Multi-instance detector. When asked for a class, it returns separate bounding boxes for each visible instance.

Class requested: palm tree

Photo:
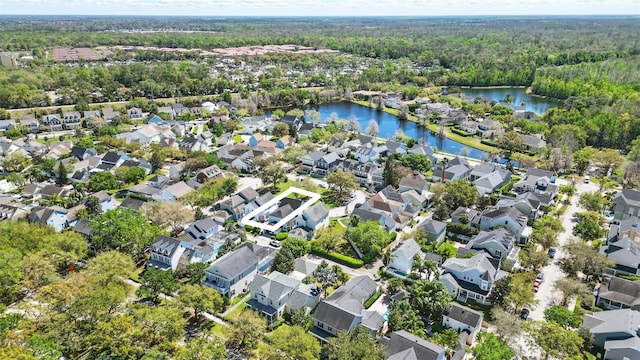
[25,166,44,183]
[434,329,460,360]
[382,249,395,267]
[424,260,439,280]
[439,157,449,183]
[411,256,427,277]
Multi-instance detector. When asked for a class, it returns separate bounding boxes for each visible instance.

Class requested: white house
[442,303,483,345]
[388,238,422,276]
[439,253,507,305]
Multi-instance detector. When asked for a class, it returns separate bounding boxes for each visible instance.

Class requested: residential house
[475,118,504,138]
[604,237,640,276]
[29,206,69,232]
[70,146,97,161]
[40,185,68,200]
[311,276,381,340]
[345,134,376,150]
[596,275,640,310]
[474,169,512,196]
[478,206,528,241]
[442,303,483,345]
[425,102,451,114]
[398,174,430,196]
[612,189,640,222]
[469,163,498,182]
[433,158,472,183]
[439,252,507,305]
[0,203,28,221]
[383,330,446,360]
[148,234,221,272]
[157,106,175,120]
[241,116,272,134]
[0,119,16,132]
[101,151,127,168]
[256,140,277,154]
[408,143,436,159]
[521,134,546,153]
[276,135,293,149]
[155,181,194,202]
[102,107,120,122]
[247,271,321,324]
[351,208,396,233]
[297,202,330,230]
[62,111,82,129]
[185,217,219,240]
[300,151,325,174]
[355,145,383,163]
[237,187,259,204]
[248,133,264,147]
[178,137,208,152]
[195,165,223,184]
[231,149,264,174]
[582,309,640,360]
[387,238,422,276]
[92,190,116,213]
[148,236,185,271]
[465,228,517,261]
[216,132,234,146]
[42,114,63,131]
[316,152,340,176]
[338,159,376,186]
[281,115,302,131]
[219,195,246,220]
[418,219,447,244]
[172,103,190,117]
[120,197,146,212]
[203,243,275,297]
[298,123,315,138]
[127,107,143,119]
[513,167,557,195]
[19,114,39,133]
[169,162,186,181]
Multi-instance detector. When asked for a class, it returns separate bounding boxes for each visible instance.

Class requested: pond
[457,87,562,115]
[309,102,488,160]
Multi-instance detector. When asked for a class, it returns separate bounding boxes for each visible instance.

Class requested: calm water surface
[458,87,562,115]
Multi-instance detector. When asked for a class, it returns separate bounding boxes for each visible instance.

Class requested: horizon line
[1,14,639,18]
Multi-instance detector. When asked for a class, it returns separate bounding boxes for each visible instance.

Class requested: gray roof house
[311,276,380,341]
[387,238,423,277]
[203,243,275,298]
[383,330,446,360]
[465,228,517,261]
[298,202,330,230]
[521,133,547,153]
[513,167,557,196]
[583,309,640,360]
[439,252,507,305]
[442,303,484,345]
[247,271,321,324]
[473,169,511,196]
[597,275,640,311]
[604,237,640,276]
[419,219,447,244]
[478,206,529,241]
[612,189,640,222]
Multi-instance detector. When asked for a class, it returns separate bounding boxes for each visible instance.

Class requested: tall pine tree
[383,157,397,187]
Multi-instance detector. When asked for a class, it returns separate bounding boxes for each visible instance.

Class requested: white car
[535,272,544,283]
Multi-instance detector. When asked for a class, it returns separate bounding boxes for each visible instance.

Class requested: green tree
[399,153,433,173]
[133,304,186,345]
[327,170,358,200]
[499,131,524,157]
[409,280,452,320]
[433,328,459,360]
[506,273,539,313]
[553,277,590,306]
[579,192,608,212]
[525,321,583,360]
[345,220,388,260]
[178,284,224,321]
[176,337,226,360]
[85,195,102,217]
[181,262,208,284]
[228,310,267,351]
[470,332,515,360]
[387,300,424,335]
[325,326,385,360]
[272,122,290,137]
[255,160,286,190]
[440,179,478,215]
[491,307,524,342]
[150,149,164,172]
[0,247,24,304]
[572,218,603,241]
[592,149,624,175]
[90,208,163,262]
[123,166,146,184]
[560,241,613,282]
[2,152,31,172]
[88,171,118,191]
[136,268,179,303]
[268,325,321,360]
[544,305,583,329]
[270,247,296,273]
[573,147,596,174]
[519,248,550,272]
[383,157,398,187]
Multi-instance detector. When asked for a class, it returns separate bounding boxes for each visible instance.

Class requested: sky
[1,0,638,16]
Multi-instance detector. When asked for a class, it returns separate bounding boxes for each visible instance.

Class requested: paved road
[528,180,599,321]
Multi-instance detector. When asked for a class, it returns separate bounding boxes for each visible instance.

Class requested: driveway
[528,180,599,321]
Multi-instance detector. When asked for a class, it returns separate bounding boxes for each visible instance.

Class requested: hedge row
[310,247,364,268]
[446,222,480,237]
[363,291,382,309]
[275,232,289,240]
[481,139,498,147]
[450,127,473,137]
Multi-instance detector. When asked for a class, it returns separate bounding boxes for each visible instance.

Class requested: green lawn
[223,296,249,321]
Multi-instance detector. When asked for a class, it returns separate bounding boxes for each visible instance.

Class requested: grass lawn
[276,180,294,194]
[223,296,249,321]
[209,322,231,341]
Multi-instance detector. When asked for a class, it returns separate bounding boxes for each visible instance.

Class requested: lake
[309,102,488,160]
[458,87,562,115]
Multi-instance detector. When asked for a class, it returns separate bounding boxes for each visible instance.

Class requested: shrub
[446,222,480,237]
[310,247,364,268]
[363,291,382,309]
[481,139,498,147]
[451,127,473,137]
[275,232,289,241]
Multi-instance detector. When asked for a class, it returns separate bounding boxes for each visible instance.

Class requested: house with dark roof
[442,303,483,345]
[62,111,82,129]
[219,194,246,220]
[383,330,446,360]
[316,152,341,176]
[597,275,640,311]
[127,107,143,119]
[29,206,69,232]
[70,146,97,161]
[439,252,507,305]
[612,189,640,222]
[178,136,209,152]
[120,197,146,212]
[583,309,640,360]
[0,203,28,222]
[40,185,69,200]
[300,151,325,174]
[101,151,127,168]
[42,114,63,131]
[247,271,321,324]
[203,243,275,297]
[281,115,301,130]
[19,114,39,133]
[432,158,472,183]
[398,174,430,196]
[185,217,220,240]
[513,167,557,195]
[311,276,381,341]
[72,218,93,237]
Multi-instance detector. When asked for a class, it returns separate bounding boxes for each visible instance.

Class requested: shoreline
[350,99,496,153]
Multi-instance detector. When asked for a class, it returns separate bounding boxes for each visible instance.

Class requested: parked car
[535,272,544,283]
[520,308,530,320]
[269,240,281,248]
[548,248,556,258]
[533,281,540,292]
